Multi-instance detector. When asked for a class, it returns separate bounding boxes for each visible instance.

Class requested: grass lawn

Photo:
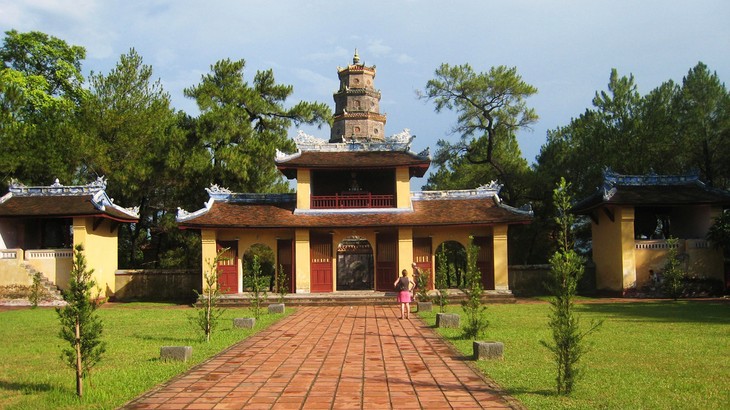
[420,299,730,409]
[0,302,292,409]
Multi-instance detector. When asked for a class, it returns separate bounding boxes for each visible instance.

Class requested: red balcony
[311,192,394,209]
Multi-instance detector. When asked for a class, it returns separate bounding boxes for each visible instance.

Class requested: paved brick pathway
[123,306,521,409]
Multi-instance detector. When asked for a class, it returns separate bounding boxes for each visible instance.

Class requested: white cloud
[366,39,391,57]
[396,54,415,64]
[304,47,351,63]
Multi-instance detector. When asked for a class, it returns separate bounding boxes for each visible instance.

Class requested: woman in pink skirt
[394,269,414,319]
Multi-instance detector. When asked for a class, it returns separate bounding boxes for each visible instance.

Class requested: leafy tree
[461,237,488,340]
[184,58,330,193]
[420,64,537,204]
[0,30,86,187]
[56,245,106,397]
[77,49,188,267]
[674,62,730,188]
[541,178,601,395]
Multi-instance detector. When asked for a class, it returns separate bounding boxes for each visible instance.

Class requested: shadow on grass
[133,334,195,344]
[575,300,730,324]
[0,379,55,394]
[506,386,555,397]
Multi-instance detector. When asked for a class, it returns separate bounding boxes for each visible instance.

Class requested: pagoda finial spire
[353,49,360,64]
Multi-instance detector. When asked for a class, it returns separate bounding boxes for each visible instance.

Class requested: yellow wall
[395,167,411,209]
[24,249,73,289]
[592,206,629,292]
[296,169,311,210]
[0,250,31,286]
[73,217,119,297]
[618,207,637,290]
[200,229,217,291]
[398,227,414,278]
[685,240,724,280]
[295,228,310,293]
[493,225,509,290]
[634,241,670,287]
[635,239,725,285]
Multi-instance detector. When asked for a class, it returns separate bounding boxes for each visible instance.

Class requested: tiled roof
[571,171,730,214]
[178,196,531,229]
[0,179,139,222]
[0,195,137,221]
[276,151,431,178]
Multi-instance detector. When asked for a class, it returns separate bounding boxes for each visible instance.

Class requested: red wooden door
[216,241,238,294]
[376,232,397,291]
[473,236,495,290]
[277,239,295,293]
[413,237,433,290]
[310,232,333,293]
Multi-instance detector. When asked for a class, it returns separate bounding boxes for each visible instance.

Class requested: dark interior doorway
[336,237,374,291]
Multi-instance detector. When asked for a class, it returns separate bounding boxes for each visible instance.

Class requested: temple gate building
[178,53,532,294]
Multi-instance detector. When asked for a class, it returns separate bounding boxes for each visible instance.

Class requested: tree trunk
[75,319,83,397]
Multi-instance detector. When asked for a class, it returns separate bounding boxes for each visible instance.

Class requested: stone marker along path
[123,305,522,409]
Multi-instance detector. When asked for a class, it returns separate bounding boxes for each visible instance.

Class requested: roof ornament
[353,48,360,64]
[603,186,617,201]
[386,128,413,145]
[294,130,326,146]
[207,184,232,195]
[51,178,62,187]
[8,178,25,189]
[89,176,108,190]
[177,207,192,219]
[477,180,503,194]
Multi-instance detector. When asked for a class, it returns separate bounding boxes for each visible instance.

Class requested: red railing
[311,193,394,209]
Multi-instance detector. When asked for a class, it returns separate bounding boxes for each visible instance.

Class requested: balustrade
[311,193,394,209]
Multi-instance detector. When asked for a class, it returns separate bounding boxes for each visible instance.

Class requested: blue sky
[2,0,729,180]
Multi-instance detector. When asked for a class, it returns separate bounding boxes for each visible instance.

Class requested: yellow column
[297,169,311,210]
[395,167,411,209]
[398,227,414,276]
[73,217,118,296]
[201,229,217,290]
[619,207,637,290]
[295,228,311,293]
[493,225,509,291]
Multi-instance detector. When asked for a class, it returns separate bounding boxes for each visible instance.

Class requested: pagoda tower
[329,50,387,143]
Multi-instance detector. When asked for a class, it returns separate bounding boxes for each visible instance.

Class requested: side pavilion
[0,178,139,296]
[571,170,730,294]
